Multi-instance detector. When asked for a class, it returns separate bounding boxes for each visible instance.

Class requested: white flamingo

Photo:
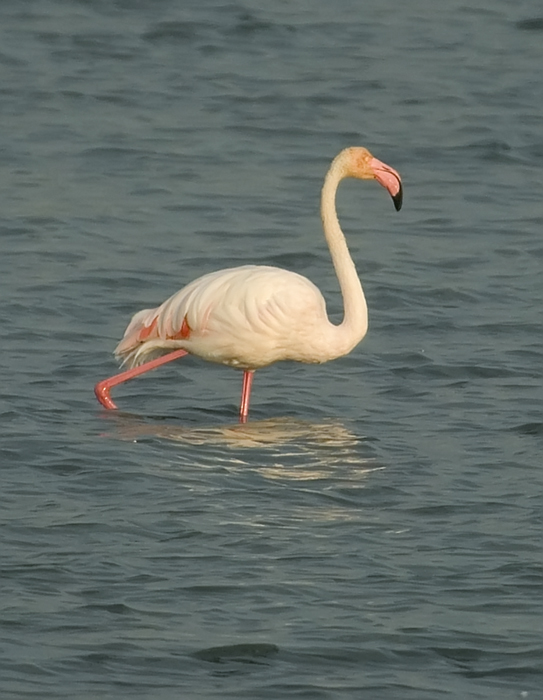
[95,147,402,421]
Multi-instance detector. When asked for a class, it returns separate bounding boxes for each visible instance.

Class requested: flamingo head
[342,147,403,211]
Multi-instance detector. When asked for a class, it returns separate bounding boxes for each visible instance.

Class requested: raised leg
[94,349,188,409]
[239,370,255,423]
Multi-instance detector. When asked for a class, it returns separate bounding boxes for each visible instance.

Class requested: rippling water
[1,1,542,698]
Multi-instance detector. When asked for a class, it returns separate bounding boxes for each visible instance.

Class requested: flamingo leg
[94,349,188,409]
[239,370,254,423]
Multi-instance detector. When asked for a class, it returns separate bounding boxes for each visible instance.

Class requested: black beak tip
[392,185,403,212]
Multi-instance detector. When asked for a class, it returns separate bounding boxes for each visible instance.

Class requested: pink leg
[239,370,254,423]
[94,349,188,409]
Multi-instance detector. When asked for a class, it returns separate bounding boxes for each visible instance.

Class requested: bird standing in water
[95,147,403,421]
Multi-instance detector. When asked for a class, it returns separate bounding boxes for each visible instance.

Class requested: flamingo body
[95,147,403,421]
[116,265,358,371]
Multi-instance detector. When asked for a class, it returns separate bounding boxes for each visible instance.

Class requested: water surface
[1,1,541,698]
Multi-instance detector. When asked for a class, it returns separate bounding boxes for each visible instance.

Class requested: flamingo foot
[94,349,188,409]
[95,379,118,409]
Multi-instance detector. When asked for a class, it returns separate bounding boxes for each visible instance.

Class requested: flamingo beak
[370,157,403,211]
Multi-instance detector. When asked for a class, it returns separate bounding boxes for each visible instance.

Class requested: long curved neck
[320,158,368,353]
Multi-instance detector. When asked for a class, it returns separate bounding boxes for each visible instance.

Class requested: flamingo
[94,147,402,422]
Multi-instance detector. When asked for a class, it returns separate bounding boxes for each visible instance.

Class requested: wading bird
[94,147,402,421]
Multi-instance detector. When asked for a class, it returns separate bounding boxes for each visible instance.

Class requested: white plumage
[115,265,341,369]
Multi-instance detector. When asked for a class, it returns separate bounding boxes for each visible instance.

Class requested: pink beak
[370,157,403,211]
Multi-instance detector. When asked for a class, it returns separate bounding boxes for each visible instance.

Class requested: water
[1,1,541,698]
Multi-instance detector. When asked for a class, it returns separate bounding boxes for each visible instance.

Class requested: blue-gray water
[1,1,541,698]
